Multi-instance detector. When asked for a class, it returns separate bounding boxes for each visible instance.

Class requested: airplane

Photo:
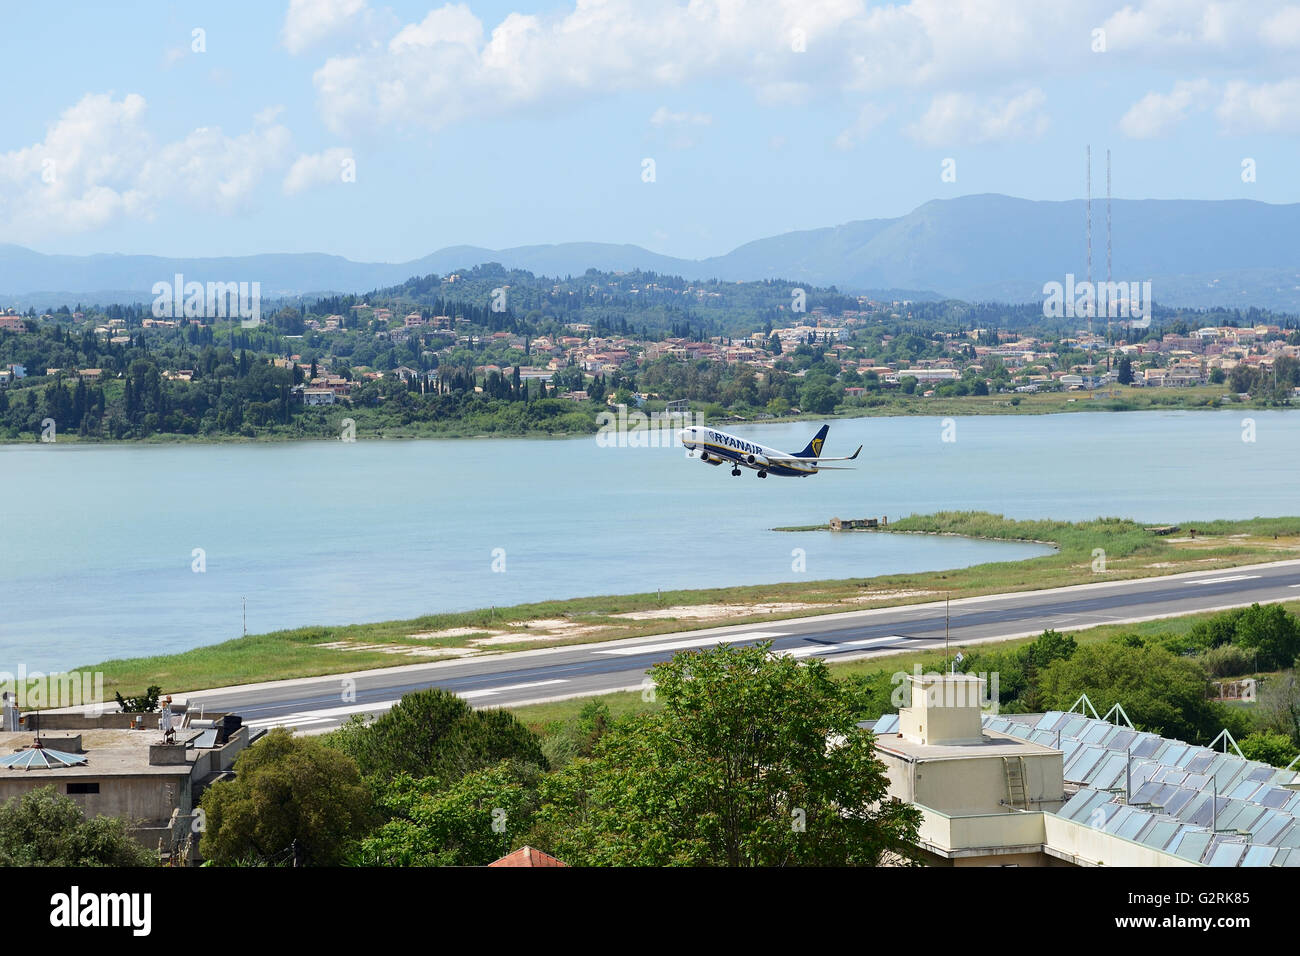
[678,423,862,478]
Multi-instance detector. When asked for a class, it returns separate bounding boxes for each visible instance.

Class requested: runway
[186,559,1300,733]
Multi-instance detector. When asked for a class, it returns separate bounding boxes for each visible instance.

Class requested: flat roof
[0,730,196,778]
[874,729,1061,762]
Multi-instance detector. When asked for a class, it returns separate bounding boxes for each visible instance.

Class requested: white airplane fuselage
[678,426,821,477]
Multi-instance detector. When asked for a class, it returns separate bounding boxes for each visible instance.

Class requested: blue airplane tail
[795,425,830,459]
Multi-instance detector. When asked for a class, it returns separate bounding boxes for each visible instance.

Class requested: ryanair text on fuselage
[678,424,861,478]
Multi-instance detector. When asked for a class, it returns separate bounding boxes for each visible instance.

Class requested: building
[868,674,1300,867]
[299,388,336,406]
[488,845,567,867]
[0,707,255,859]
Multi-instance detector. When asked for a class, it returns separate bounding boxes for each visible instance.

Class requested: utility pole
[242,597,246,637]
[945,591,951,670]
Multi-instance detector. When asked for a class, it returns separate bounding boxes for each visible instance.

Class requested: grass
[48,511,1300,701]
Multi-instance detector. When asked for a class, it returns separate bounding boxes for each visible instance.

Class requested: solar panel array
[991,711,1300,866]
[867,709,1300,866]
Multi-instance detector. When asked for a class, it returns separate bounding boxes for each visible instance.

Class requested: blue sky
[1,0,1298,262]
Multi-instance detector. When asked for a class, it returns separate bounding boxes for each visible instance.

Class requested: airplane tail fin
[795,425,830,459]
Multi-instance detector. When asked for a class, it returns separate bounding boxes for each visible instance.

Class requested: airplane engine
[745,453,769,469]
[699,452,723,465]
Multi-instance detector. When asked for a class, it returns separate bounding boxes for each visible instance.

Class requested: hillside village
[0,270,1298,439]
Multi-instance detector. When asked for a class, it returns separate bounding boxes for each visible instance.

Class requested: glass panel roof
[1064,746,1106,782]
[1209,841,1247,867]
[1106,729,1137,751]
[1062,716,1089,737]
[1242,845,1277,867]
[1093,753,1129,790]
[1163,789,1196,815]
[1130,736,1162,758]
[1171,830,1211,862]
[1139,819,1181,850]
[1081,722,1112,744]
[1116,809,1153,840]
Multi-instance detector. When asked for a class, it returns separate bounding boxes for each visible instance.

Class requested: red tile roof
[488,845,567,868]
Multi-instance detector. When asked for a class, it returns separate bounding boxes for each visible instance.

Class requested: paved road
[187,559,1300,734]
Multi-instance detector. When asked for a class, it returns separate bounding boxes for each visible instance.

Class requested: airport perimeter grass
[67,512,1300,700]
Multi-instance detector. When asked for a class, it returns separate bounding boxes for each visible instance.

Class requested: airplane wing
[765,444,863,464]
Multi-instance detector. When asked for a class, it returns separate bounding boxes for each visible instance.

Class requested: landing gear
[757,471,768,479]
[731,467,742,477]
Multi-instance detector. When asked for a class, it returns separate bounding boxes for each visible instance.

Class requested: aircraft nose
[677,427,695,446]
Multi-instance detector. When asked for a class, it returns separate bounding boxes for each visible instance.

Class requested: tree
[1256,670,1300,743]
[1232,603,1300,671]
[115,684,162,713]
[1038,643,1224,743]
[199,728,374,866]
[354,761,543,866]
[1238,731,1299,768]
[530,643,921,866]
[0,786,155,866]
[324,687,546,784]
[1117,355,1133,385]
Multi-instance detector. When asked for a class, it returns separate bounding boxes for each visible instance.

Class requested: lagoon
[0,409,1290,671]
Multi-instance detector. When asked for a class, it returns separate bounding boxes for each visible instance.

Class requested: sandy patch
[847,589,939,602]
[615,602,825,622]
[471,633,571,646]
[316,641,479,659]
[504,618,581,630]
[408,627,508,640]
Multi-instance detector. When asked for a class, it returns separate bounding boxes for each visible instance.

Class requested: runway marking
[243,699,404,728]
[595,631,786,656]
[458,679,569,700]
[774,635,909,659]
[1192,575,1261,585]
[244,715,334,729]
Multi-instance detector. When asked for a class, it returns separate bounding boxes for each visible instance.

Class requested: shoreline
[35,512,1300,698]
[0,394,1277,447]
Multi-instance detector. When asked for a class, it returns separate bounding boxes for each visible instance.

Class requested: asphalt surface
[187,559,1300,734]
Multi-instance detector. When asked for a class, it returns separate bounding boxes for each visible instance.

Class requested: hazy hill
[4,194,1300,310]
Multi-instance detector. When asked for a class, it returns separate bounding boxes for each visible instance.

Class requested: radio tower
[1106,149,1113,341]
[1086,145,1093,336]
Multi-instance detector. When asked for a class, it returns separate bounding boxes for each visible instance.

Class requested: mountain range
[4,193,1299,311]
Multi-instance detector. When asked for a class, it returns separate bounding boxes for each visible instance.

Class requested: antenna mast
[1107,148,1113,340]
[1086,145,1092,336]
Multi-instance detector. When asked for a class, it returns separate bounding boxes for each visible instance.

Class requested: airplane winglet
[849,445,862,461]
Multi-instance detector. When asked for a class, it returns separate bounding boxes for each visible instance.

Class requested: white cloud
[649,107,713,127]
[1260,5,1300,47]
[834,102,889,149]
[907,89,1048,146]
[310,0,886,134]
[299,0,1300,137]
[0,94,293,240]
[283,147,356,194]
[282,0,369,54]
[1119,79,1214,138]
[1217,78,1300,133]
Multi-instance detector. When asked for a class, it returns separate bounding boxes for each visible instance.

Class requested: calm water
[0,409,1291,671]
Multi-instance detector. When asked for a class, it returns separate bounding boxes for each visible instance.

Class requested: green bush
[0,786,155,867]
[1238,731,1299,768]
[1201,644,1253,678]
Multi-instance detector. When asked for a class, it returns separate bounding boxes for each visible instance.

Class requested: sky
[1,0,1299,263]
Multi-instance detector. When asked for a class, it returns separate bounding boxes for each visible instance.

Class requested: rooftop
[0,729,198,778]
